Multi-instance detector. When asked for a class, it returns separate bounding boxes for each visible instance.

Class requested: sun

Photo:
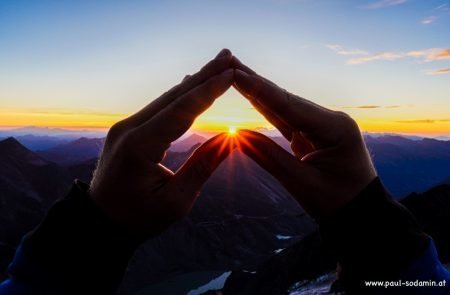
[228,126,237,135]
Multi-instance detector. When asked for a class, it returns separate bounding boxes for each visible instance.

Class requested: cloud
[348,52,404,64]
[406,48,450,62]
[345,105,381,109]
[425,68,450,75]
[327,45,368,56]
[343,105,402,109]
[435,3,448,10]
[397,119,450,124]
[365,0,409,9]
[337,48,450,64]
[421,4,450,25]
[421,15,438,24]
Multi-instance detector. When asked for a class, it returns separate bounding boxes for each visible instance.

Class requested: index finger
[138,69,234,150]
[233,69,339,143]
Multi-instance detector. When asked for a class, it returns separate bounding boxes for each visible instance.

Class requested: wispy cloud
[343,105,402,109]
[425,68,450,75]
[364,0,409,9]
[422,15,438,24]
[421,3,450,25]
[348,52,404,64]
[327,45,368,56]
[406,48,450,62]
[397,119,450,124]
[332,47,450,64]
[434,3,448,10]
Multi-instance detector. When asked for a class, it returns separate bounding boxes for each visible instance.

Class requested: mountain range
[1,132,450,294]
[9,132,450,198]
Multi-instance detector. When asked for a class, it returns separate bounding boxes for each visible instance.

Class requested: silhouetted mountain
[38,137,105,165]
[118,151,317,294]
[67,158,98,183]
[170,133,208,152]
[441,177,450,185]
[216,184,450,295]
[364,135,450,197]
[0,138,72,271]
[1,133,450,294]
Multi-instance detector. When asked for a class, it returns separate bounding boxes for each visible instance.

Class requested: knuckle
[336,111,358,129]
[334,111,362,140]
[107,121,128,142]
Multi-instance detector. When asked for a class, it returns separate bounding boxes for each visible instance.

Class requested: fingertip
[215,48,232,59]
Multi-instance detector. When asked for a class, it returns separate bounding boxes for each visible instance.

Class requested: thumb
[171,133,237,198]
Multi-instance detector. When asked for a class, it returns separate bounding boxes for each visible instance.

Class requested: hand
[232,58,377,219]
[90,49,236,237]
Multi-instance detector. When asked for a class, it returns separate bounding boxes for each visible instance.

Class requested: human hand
[89,49,236,237]
[232,58,377,219]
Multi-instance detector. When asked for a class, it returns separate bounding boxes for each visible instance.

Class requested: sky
[0,0,449,136]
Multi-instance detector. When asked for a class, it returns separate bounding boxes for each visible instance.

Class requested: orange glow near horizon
[1,101,450,137]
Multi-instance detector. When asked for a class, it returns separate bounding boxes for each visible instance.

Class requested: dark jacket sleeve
[319,177,450,294]
[0,180,140,295]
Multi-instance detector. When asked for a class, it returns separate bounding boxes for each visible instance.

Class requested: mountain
[0,138,72,271]
[67,158,98,183]
[14,134,72,151]
[38,137,105,165]
[170,133,208,152]
[0,137,316,293]
[1,132,450,294]
[118,151,317,294]
[0,126,106,138]
[132,182,450,295]
[211,183,450,295]
[28,133,450,199]
[364,135,450,197]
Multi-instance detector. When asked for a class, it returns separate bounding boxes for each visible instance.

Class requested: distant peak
[0,137,23,148]
[0,137,48,166]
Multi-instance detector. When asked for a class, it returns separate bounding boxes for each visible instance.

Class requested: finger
[249,97,293,141]
[171,133,237,198]
[231,58,293,140]
[124,49,232,127]
[236,130,315,188]
[234,69,339,143]
[139,69,234,150]
[231,56,257,75]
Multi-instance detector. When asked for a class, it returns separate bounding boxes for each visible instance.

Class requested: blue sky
[0,0,449,135]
